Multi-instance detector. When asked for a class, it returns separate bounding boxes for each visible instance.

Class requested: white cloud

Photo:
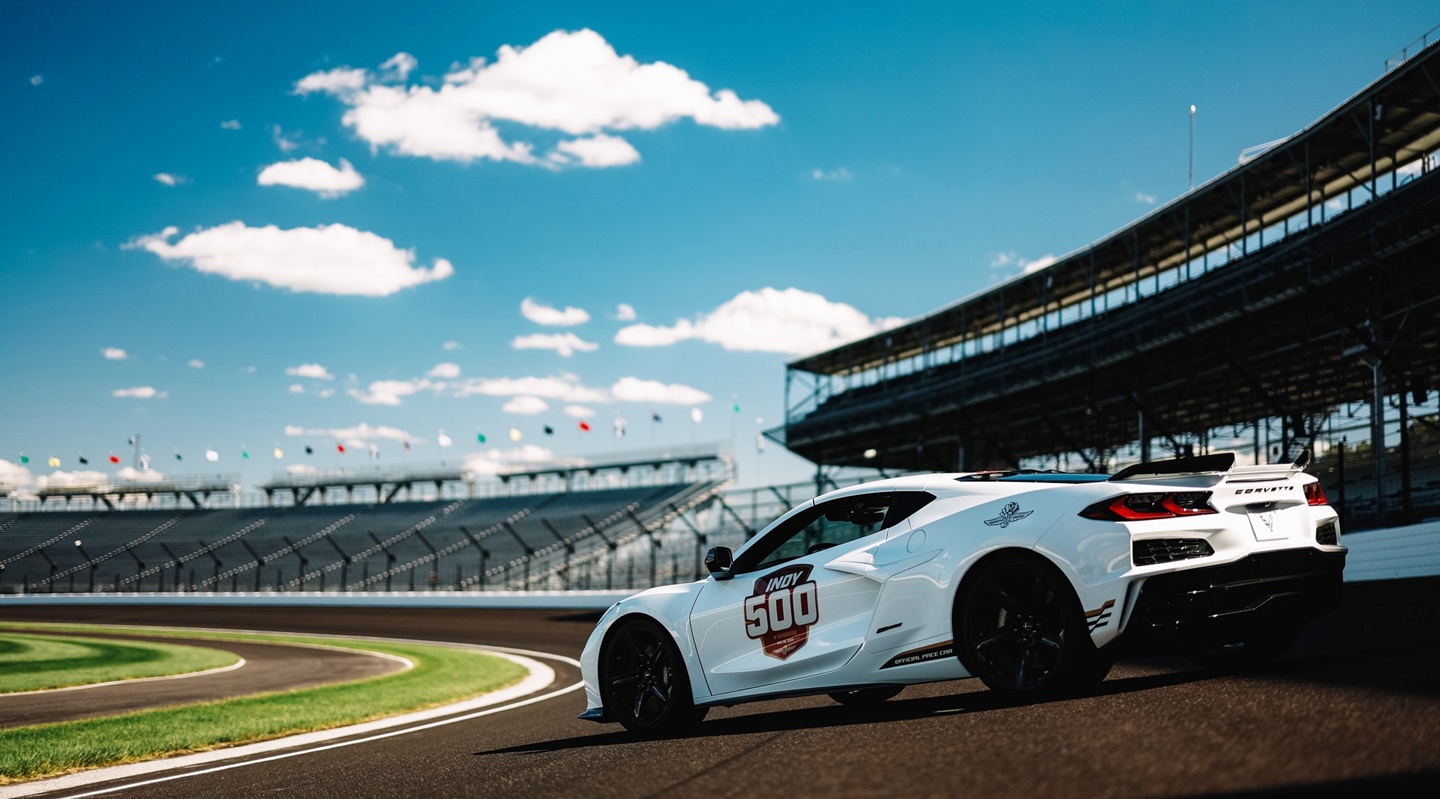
[113,386,167,399]
[271,124,301,152]
[502,395,550,415]
[220,119,241,130]
[611,376,711,405]
[427,362,461,379]
[0,459,33,489]
[102,347,129,360]
[126,222,454,297]
[379,52,418,82]
[294,67,369,95]
[153,173,185,186]
[991,251,1059,275]
[552,133,641,167]
[511,332,598,357]
[811,166,854,182]
[564,404,595,418]
[348,378,441,406]
[453,374,607,403]
[293,29,778,167]
[289,384,305,394]
[286,363,334,380]
[116,466,168,483]
[442,340,461,351]
[188,359,205,369]
[1135,191,1156,204]
[521,297,589,326]
[30,75,43,86]
[615,303,636,321]
[614,287,904,356]
[35,470,111,490]
[257,157,365,198]
[318,387,335,398]
[285,422,418,449]
[462,444,570,476]
[1021,255,1058,274]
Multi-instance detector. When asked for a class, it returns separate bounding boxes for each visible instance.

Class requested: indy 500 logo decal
[744,564,820,660]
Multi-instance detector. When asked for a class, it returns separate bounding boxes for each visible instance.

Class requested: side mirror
[704,546,734,580]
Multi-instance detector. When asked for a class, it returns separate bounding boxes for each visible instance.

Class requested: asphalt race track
[5,577,1440,798]
[0,633,404,729]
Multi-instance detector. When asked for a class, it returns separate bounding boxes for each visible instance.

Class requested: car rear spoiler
[1109,450,1311,482]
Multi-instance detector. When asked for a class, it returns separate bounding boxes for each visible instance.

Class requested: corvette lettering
[1234,486,1295,495]
[745,564,819,660]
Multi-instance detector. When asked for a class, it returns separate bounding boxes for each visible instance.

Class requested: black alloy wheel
[600,617,706,734]
[956,554,1108,695]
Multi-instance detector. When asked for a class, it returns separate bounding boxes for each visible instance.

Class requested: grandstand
[776,37,1440,531]
[0,450,737,595]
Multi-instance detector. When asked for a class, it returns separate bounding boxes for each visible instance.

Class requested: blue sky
[2,1,1436,493]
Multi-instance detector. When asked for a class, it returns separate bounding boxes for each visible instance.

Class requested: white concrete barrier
[0,589,636,610]
[1342,519,1440,582]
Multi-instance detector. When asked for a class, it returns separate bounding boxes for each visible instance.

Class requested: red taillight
[1304,482,1328,506]
[1080,492,1216,521]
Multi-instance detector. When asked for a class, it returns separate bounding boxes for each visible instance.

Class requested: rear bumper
[1118,547,1346,653]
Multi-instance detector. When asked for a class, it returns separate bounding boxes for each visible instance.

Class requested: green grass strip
[0,623,528,783]
[0,632,239,693]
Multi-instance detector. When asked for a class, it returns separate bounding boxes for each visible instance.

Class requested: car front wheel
[600,617,707,735]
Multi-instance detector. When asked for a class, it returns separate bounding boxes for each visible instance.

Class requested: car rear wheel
[827,686,903,707]
[955,554,1109,696]
[600,617,707,735]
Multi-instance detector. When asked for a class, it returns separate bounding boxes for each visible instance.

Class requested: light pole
[75,540,96,593]
[1189,104,1196,191]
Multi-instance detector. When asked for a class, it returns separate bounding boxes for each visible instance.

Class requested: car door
[688,492,896,697]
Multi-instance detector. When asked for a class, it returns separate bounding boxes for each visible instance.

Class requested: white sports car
[579,452,1345,733]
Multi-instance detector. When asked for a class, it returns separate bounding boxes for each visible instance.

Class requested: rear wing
[1110,450,1310,483]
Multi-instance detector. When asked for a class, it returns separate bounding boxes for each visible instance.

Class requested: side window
[741,493,896,572]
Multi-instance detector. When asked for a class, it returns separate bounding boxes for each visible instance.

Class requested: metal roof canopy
[789,40,1440,379]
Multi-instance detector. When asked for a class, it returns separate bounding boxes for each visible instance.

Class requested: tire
[1184,625,1302,672]
[828,685,904,707]
[599,617,708,735]
[954,553,1110,696]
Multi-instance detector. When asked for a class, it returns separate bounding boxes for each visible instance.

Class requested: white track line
[0,627,582,799]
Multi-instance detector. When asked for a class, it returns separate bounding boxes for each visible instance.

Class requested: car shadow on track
[474,666,1212,756]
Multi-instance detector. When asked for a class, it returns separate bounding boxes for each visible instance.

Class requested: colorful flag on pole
[273,447,284,459]
[241,447,249,459]
[437,429,453,448]
[476,432,487,444]
[48,456,60,468]
[652,412,662,423]
[579,420,591,432]
[543,425,554,435]
[304,445,314,455]
[78,455,89,465]
[509,427,522,442]
[690,407,703,424]
[205,448,218,462]
[109,453,121,464]
[613,417,627,438]
[337,443,345,454]
[175,449,183,461]
[368,443,379,460]
[18,454,28,464]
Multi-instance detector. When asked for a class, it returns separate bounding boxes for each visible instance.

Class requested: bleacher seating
[0,478,730,594]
